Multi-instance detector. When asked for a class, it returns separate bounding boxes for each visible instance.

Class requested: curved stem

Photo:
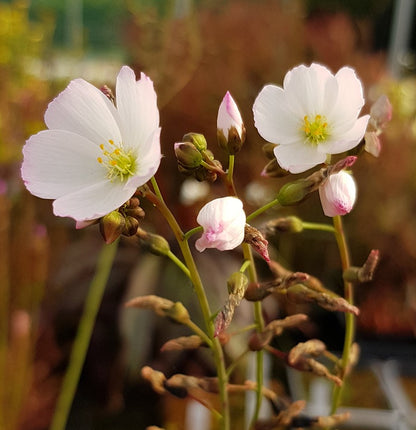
[50,240,119,430]
[167,250,191,279]
[146,178,230,430]
[246,198,280,222]
[330,215,355,414]
[184,226,203,241]
[185,320,213,348]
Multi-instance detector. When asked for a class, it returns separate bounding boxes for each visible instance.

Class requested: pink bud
[217,91,244,141]
[370,94,392,128]
[195,197,246,252]
[319,171,357,217]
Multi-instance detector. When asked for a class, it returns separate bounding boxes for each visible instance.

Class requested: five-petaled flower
[195,197,246,252]
[319,170,357,217]
[21,66,161,222]
[253,63,369,173]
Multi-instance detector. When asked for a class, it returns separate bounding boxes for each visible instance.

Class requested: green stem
[302,221,336,234]
[185,320,213,348]
[167,250,191,279]
[246,198,280,222]
[226,349,249,378]
[147,178,230,430]
[184,226,203,241]
[243,243,264,429]
[50,240,119,430]
[226,155,237,196]
[330,215,355,414]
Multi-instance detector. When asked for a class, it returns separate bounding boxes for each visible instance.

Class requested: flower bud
[123,216,139,236]
[174,142,203,169]
[370,94,392,128]
[195,197,246,252]
[261,158,290,178]
[276,179,315,206]
[364,131,381,157]
[265,216,304,235]
[182,132,207,152]
[136,227,171,256]
[319,170,357,217]
[217,91,246,154]
[99,210,125,244]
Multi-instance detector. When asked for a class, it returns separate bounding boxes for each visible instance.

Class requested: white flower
[21,66,161,222]
[195,197,246,252]
[253,63,370,173]
[319,170,357,217]
[217,91,244,141]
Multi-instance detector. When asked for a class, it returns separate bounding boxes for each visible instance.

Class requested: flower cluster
[20,61,386,430]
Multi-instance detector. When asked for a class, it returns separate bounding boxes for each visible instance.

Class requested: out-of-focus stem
[330,215,355,414]
[50,240,119,430]
[243,243,265,429]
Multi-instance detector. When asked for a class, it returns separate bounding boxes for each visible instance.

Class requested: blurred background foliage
[0,0,415,428]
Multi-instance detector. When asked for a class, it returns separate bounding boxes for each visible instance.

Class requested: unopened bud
[125,295,190,324]
[262,143,278,160]
[217,91,246,154]
[370,94,392,128]
[277,179,315,206]
[100,210,125,244]
[364,131,381,157]
[319,170,357,217]
[182,132,207,152]
[136,227,171,256]
[261,158,290,178]
[288,339,327,366]
[174,142,203,169]
[141,366,167,394]
[123,216,139,236]
[265,216,304,235]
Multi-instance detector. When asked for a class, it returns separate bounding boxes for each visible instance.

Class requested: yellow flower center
[302,114,329,145]
[97,140,136,182]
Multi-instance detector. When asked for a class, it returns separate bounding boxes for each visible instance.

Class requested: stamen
[302,114,330,145]
[97,140,137,182]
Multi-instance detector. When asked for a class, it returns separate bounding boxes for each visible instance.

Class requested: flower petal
[327,67,365,125]
[116,66,160,152]
[53,179,137,221]
[318,115,370,154]
[126,127,162,189]
[44,79,121,146]
[274,142,327,173]
[253,85,302,144]
[283,63,333,116]
[21,130,105,199]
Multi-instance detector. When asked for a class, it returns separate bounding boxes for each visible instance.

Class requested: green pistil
[302,114,329,145]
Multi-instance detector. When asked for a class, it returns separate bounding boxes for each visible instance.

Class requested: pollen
[302,114,329,145]
[97,140,137,182]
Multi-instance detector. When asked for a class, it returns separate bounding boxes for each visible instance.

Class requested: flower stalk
[50,239,119,430]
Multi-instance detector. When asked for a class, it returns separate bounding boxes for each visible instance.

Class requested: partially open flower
[195,197,246,252]
[217,91,245,154]
[21,66,161,222]
[319,170,357,217]
[253,63,369,173]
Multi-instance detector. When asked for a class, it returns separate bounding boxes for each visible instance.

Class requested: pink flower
[21,66,161,222]
[319,170,357,217]
[195,197,246,252]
